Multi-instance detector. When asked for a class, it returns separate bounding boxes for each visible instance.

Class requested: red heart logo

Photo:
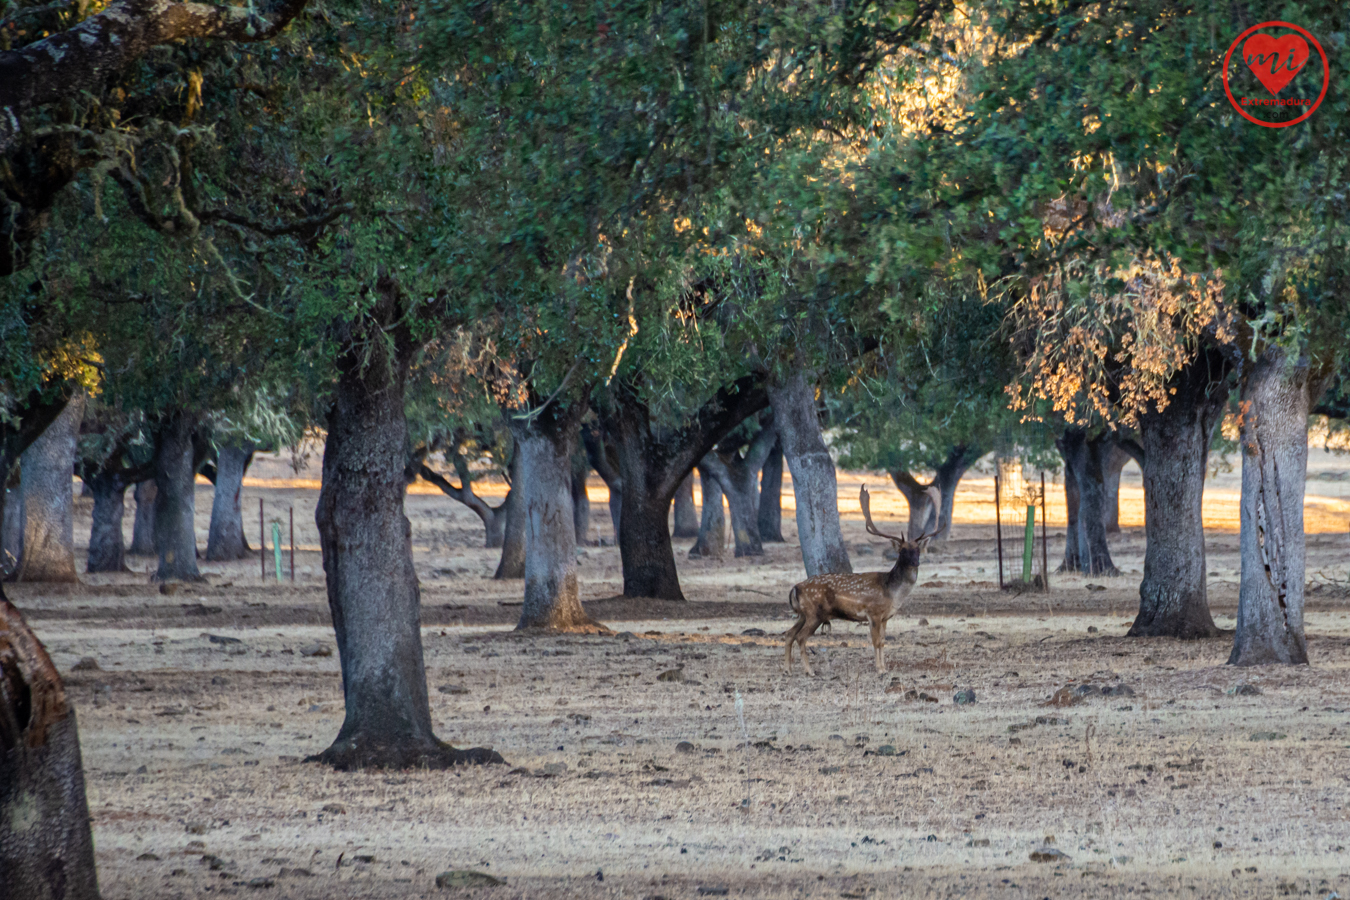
[1244,33,1309,96]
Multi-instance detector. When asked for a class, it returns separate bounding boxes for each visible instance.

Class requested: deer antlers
[860,484,945,544]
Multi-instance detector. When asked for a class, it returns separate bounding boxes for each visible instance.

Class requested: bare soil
[10,453,1350,899]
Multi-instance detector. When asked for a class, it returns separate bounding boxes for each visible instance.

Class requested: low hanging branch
[0,0,312,152]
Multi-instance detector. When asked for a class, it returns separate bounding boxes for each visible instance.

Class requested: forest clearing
[10,454,1350,899]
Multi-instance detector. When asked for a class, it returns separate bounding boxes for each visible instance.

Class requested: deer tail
[788,585,800,615]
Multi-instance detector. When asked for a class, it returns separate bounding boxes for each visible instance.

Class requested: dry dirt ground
[10,453,1350,899]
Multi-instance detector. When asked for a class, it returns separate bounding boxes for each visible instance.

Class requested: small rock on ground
[436,870,504,888]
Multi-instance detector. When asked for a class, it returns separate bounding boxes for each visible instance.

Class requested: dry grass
[9,451,1350,898]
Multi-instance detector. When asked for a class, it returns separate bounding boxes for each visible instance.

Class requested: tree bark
[697,422,776,558]
[1,483,19,576]
[1059,454,1081,572]
[86,472,131,573]
[672,474,700,538]
[314,289,503,769]
[0,594,101,900]
[129,480,157,555]
[892,445,978,544]
[571,456,591,545]
[600,377,768,599]
[493,450,525,579]
[416,461,507,549]
[205,443,254,561]
[15,394,83,583]
[757,439,785,543]
[1101,443,1132,534]
[1229,347,1323,666]
[688,468,727,559]
[152,414,202,582]
[511,404,602,631]
[581,426,623,541]
[1129,353,1228,639]
[768,370,851,575]
[1056,429,1118,575]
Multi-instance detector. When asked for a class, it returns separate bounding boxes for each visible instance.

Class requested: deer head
[860,484,943,582]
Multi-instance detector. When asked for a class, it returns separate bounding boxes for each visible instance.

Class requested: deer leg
[870,618,887,674]
[784,618,806,674]
[799,617,825,677]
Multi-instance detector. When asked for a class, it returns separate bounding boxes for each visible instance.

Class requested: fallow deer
[784,484,943,675]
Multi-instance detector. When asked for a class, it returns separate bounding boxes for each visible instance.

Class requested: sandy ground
[9,451,1350,899]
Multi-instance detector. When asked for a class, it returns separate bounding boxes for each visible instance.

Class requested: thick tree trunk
[314,302,502,769]
[892,471,937,540]
[688,469,726,559]
[698,439,771,558]
[582,427,623,541]
[1130,355,1227,639]
[16,394,83,583]
[1229,348,1321,666]
[129,480,156,555]
[152,414,202,582]
[1057,430,1117,575]
[86,473,130,573]
[768,370,851,575]
[0,594,100,900]
[493,452,524,579]
[205,443,254,561]
[1101,443,1132,534]
[672,475,700,538]
[571,456,591,545]
[511,405,602,631]
[417,462,507,549]
[757,440,784,543]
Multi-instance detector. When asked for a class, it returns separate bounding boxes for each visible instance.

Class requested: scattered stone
[1249,732,1287,741]
[204,634,241,645]
[210,676,229,686]
[321,803,346,814]
[1101,685,1136,697]
[828,734,845,741]
[185,841,206,852]
[1084,584,1107,592]
[616,632,635,640]
[185,823,207,835]
[1087,626,1099,633]
[676,741,697,754]
[435,870,504,888]
[226,644,248,656]
[696,888,729,897]
[278,868,314,878]
[220,747,247,755]
[159,582,181,595]
[819,766,841,775]
[917,618,929,626]
[1230,683,1262,696]
[1029,847,1071,863]
[71,657,101,671]
[537,762,567,777]
[437,684,469,695]
[136,852,161,862]
[299,642,332,658]
[953,689,976,705]
[246,878,275,889]
[918,692,938,703]
[134,765,148,775]
[875,745,899,756]
[741,628,767,636]
[657,668,685,682]
[1046,687,1084,707]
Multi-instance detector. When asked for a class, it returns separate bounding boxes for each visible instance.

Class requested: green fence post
[272,522,283,582]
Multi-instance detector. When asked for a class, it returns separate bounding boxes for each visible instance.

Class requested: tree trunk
[1057,430,1118,575]
[493,451,524,579]
[86,472,130,573]
[0,593,100,900]
[1101,443,1132,534]
[1130,354,1227,639]
[571,456,591,545]
[757,440,784,543]
[511,405,602,631]
[416,462,507,549]
[672,474,700,538]
[152,414,202,582]
[698,446,766,558]
[891,471,937,540]
[768,370,851,575]
[3,482,22,576]
[129,479,156,555]
[689,467,727,559]
[582,426,622,541]
[1229,347,1322,666]
[314,298,502,769]
[205,443,254,561]
[16,394,83,583]
[1059,453,1081,572]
